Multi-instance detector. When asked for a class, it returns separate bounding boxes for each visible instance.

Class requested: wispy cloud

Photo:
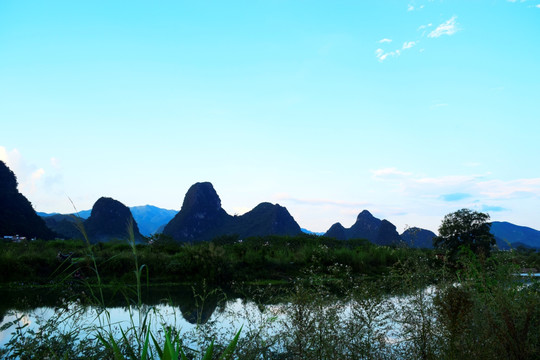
[375,48,399,62]
[375,40,417,62]
[418,24,433,31]
[379,38,392,43]
[477,178,540,199]
[402,41,416,49]
[408,4,415,11]
[371,166,540,204]
[0,146,47,195]
[428,16,459,38]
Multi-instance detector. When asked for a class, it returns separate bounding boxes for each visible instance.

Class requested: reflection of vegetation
[0,224,243,359]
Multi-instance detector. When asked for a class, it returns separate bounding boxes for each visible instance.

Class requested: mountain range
[2,160,539,248]
[162,182,302,242]
[39,206,176,237]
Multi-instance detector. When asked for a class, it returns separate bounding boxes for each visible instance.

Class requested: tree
[433,209,495,259]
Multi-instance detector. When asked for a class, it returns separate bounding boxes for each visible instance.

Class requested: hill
[84,197,143,243]
[400,227,437,248]
[0,161,55,239]
[324,210,401,246]
[490,221,540,249]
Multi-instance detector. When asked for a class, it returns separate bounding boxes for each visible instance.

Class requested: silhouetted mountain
[0,161,55,239]
[163,182,301,242]
[325,223,347,240]
[324,210,400,246]
[348,210,383,241]
[41,206,175,237]
[130,205,177,236]
[490,221,540,249]
[400,227,436,248]
[233,202,301,238]
[84,197,143,243]
[163,182,232,242]
[42,214,83,240]
[377,220,401,246]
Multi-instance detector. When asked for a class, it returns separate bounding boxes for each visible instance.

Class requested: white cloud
[375,48,394,61]
[428,16,459,38]
[477,178,540,199]
[402,41,416,49]
[536,4,540,8]
[379,38,392,43]
[0,146,65,212]
[408,4,415,11]
[375,40,416,62]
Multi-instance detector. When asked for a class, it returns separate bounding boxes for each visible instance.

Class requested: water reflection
[0,284,230,326]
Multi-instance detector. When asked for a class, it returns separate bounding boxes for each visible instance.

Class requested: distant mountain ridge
[490,221,540,249]
[28,175,540,248]
[40,205,177,237]
[163,182,302,242]
[129,205,177,236]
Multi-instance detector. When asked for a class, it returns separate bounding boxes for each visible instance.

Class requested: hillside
[0,161,55,239]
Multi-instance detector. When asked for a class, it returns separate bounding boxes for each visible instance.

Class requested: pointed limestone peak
[325,222,347,240]
[181,182,222,215]
[85,197,142,242]
[356,209,375,221]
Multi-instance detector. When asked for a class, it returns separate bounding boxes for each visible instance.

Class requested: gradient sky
[1,0,539,234]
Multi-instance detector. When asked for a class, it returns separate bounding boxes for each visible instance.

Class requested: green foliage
[0,234,411,286]
[434,209,496,261]
[1,230,539,359]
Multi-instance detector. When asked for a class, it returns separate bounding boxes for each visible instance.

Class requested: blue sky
[1,0,539,233]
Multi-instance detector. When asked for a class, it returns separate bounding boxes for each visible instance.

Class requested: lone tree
[433,208,496,259]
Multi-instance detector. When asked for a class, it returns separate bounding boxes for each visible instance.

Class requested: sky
[1,0,539,234]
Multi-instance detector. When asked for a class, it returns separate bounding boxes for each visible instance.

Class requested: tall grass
[0,220,242,359]
[0,227,538,359]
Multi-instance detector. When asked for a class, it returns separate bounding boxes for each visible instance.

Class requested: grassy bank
[0,235,439,286]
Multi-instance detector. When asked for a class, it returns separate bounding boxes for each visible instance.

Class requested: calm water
[0,284,288,349]
[2,276,537,355]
